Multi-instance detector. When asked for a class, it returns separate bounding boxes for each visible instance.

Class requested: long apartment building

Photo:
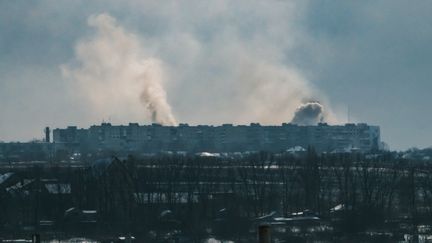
[52,122,381,153]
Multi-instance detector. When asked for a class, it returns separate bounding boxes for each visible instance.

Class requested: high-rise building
[53,122,382,153]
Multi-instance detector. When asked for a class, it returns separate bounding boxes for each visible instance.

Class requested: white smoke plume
[130,2,344,126]
[61,13,177,125]
[291,101,325,126]
[61,7,343,127]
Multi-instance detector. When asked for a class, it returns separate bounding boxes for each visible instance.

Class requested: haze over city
[3,2,432,243]
[1,1,432,150]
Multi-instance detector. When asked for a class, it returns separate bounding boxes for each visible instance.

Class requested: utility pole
[258,224,271,243]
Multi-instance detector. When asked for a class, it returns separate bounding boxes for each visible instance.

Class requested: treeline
[1,149,432,238]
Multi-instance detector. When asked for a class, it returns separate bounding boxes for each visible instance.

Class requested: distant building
[52,122,381,153]
[0,142,52,162]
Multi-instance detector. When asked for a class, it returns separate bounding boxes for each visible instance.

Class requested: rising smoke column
[128,2,344,126]
[291,101,325,125]
[61,10,343,126]
[61,13,177,125]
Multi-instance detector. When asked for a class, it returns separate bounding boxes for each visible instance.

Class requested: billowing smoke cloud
[131,2,343,126]
[291,101,326,126]
[61,6,343,127]
[61,13,177,125]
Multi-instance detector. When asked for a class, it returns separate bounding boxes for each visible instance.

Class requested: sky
[0,0,431,150]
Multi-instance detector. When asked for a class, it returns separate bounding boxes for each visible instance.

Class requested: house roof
[0,172,14,185]
[44,183,71,194]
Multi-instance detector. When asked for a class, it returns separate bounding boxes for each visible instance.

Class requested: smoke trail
[61,13,177,125]
[130,2,344,126]
[291,101,325,126]
[61,10,343,127]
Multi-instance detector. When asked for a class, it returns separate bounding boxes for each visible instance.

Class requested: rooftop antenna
[347,105,350,124]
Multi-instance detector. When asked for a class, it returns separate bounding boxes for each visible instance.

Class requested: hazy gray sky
[0,0,431,150]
